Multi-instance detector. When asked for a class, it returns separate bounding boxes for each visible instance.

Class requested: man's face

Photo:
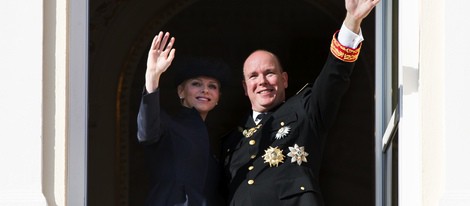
[242,50,288,112]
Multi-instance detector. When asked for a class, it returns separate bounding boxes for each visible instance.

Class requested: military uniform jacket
[137,90,223,206]
[223,52,355,206]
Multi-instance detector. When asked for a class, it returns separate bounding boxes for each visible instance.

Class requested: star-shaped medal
[262,146,285,167]
[275,125,291,140]
[287,144,309,166]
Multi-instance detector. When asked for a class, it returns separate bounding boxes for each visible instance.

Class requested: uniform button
[248,166,254,171]
[250,155,256,159]
[300,186,305,191]
[249,140,256,145]
[248,180,255,185]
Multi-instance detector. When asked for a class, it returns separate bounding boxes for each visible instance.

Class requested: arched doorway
[88,0,375,205]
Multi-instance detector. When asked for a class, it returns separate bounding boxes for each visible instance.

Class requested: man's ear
[282,72,288,88]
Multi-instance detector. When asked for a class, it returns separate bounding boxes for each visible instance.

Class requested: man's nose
[258,75,268,85]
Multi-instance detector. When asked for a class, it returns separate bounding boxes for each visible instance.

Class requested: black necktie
[256,113,266,122]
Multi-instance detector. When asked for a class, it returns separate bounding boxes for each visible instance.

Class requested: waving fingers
[159,32,170,52]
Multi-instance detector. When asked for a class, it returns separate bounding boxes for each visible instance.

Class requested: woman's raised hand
[145,31,176,93]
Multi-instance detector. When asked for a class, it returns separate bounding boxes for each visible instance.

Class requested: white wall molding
[420,0,445,206]
[399,0,422,205]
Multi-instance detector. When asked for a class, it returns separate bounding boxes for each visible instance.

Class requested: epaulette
[296,83,311,95]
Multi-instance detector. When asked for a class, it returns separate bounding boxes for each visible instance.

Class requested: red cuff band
[330,30,362,62]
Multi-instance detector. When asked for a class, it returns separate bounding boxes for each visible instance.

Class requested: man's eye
[268,71,278,77]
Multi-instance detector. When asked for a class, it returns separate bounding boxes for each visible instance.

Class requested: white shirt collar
[253,111,265,125]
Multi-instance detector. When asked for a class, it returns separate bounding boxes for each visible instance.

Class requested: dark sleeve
[305,52,355,132]
[136,89,165,144]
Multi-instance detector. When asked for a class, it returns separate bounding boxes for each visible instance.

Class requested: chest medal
[262,146,285,167]
[287,144,309,166]
[242,124,262,138]
[275,121,291,140]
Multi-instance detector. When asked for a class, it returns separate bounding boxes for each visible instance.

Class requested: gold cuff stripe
[330,31,362,62]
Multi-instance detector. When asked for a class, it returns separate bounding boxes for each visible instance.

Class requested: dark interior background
[88,0,375,205]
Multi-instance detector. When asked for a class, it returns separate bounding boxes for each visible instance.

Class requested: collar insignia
[262,146,285,167]
[275,123,291,140]
[287,144,309,166]
[242,124,262,138]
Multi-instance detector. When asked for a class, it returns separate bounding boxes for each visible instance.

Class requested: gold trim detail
[330,31,362,62]
[242,124,262,138]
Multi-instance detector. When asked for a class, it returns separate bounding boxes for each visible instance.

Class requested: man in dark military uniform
[222,0,380,205]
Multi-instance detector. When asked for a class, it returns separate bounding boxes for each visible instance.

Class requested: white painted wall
[400,0,470,205]
[0,0,47,205]
[441,0,470,205]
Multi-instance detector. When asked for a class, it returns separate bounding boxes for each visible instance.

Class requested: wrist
[145,72,162,93]
[145,83,158,93]
[344,13,362,34]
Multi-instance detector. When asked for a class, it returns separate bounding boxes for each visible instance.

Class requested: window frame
[68,0,88,205]
[375,0,399,205]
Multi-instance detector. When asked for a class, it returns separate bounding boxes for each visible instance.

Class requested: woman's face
[178,76,221,118]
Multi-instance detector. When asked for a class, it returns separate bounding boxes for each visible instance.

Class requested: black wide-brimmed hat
[172,56,230,89]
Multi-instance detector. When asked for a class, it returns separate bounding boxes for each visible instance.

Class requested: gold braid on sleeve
[330,30,362,62]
